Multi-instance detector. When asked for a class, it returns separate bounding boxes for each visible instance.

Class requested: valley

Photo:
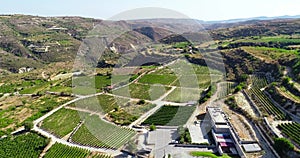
[0,14,300,158]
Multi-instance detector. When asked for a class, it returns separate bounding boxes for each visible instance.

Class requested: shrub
[273,137,294,157]
[149,124,156,131]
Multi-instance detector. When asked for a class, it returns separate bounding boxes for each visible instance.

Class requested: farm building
[206,107,246,158]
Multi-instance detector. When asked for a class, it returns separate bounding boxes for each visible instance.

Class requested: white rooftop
[242,143,262,152]
[207,107,227,124]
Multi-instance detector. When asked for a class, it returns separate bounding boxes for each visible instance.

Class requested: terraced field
[0,132,48,158]
[142,105,195,126]
[242,46,298,61]
[250,75,268,89]
[138,74,177,85]
[217,82,235,98]
[41,108,87,138]
[70,94,129,113]
[164,87,202,103]
[277,122,300,146]
[113,83,171,100]
[71,115,136,149]
[245,87,285,120]
[44,143,112,158]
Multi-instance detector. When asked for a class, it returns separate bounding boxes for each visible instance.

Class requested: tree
[273,138,294,157]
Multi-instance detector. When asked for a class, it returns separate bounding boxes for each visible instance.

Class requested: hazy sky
[1,0,300,21]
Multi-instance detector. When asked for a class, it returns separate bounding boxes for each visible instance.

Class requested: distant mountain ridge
[206,15,300,24]
[1,14,300,73]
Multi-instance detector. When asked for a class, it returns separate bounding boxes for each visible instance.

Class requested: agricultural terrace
[108,102,156,126]
[0,94,72,135]
[163,87,202,103]
[41,108,87,138]
[236,35,300,44]
[121,102,156,117]
[217,82,235,99]
[72,75,112,95]
[112,83,171,100]
[141,59,223,88]
[71,115,136,149]
[0,132,48,158]
[142,105,196,126]
[277,86,300,103]
[242,46,298,61]
[277,122,300,146]
[44,143,112,158]
[249,74,268,89]
[69,94,130,113]
[245,87,285,120]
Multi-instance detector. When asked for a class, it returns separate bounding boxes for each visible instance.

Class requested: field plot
[70,94,129,113]
[217,82,235,98]
[44,143,89,158]
[242,46,298,61]
[250,75,268,89]
[113,83,171,100]
[278,86,300,103]
[138,74,177,85]
[44,143,112,158]
[245,87,285,120]
[71,115,136,149]
[41,108,87,138]
[277,122,300,146]
[0,132,48,158]
[121,102,156,117]
[164,87,202,103]
[72,75,129,95]
[142,105,195,126]
[0,94,71,134]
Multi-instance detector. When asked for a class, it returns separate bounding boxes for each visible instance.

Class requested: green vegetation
[217,82,234,98]
[138,74,177,85]
[273,137,295,158]
[122,102,156,117]
[108,109,137,126]
[113,83,171,100]
[277,122,300,146]
[164,87,201,103]
[41,108,86,138]
[242,46,298,61]
[0,132,49,158]
[0,94,71,134]
[199,84,216,104]
[72,75,112,95]
[72,94,128,113]
[45,143,89,158]
[245,87,285,120]
[178,126,191,144]
[149,124,156,131]
[71,115,136,149]
[234,82,246,93]
[250,75,268,89]
[190,151,231,158]
[142,105,195,126]
[44,143,112,158]
[173,42,190,49]
[44,143,113,158]
[23,95,72,123]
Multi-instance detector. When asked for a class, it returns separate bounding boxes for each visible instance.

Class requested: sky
[1,0,300,21]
